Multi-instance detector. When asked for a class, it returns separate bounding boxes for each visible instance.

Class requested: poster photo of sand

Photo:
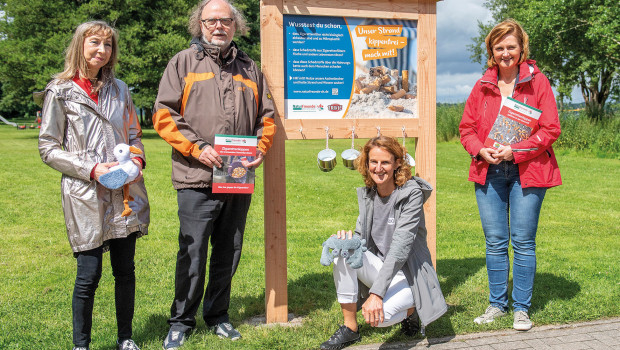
[284,15,418,119]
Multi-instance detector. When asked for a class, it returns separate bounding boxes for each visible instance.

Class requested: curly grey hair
[188,0,248,38]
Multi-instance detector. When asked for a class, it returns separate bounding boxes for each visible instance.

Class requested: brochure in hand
[484,96,542,148]
[212,134,257,194]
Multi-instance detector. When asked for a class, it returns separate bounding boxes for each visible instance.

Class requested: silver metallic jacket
[38,79,149,252]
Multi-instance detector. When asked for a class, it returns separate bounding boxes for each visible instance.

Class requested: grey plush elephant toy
[320,235,368,269]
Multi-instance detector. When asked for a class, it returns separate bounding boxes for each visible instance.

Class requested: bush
[436,103,464,142]
[436,103,620,158]
[555,111,620,158]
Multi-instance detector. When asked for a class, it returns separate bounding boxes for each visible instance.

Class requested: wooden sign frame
[260,0,440,323]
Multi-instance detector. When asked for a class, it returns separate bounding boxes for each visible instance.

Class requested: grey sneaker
[474,305,506,324]
[73,347,89,350]
[117,339,140,350]
[513,310,532,331]
[320,325,361,350]
[162,329,187,349]
[212,322,241,341]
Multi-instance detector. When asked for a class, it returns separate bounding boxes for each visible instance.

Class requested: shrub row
[435,104,619,158]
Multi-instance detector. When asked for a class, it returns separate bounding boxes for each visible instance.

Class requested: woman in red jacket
[459,19,561,331]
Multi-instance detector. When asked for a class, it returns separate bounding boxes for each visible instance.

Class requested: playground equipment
[2,110,42,129]
[0,115,17,127]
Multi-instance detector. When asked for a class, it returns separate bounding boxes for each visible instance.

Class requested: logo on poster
[328,104,343,112]
[292,104,325,112]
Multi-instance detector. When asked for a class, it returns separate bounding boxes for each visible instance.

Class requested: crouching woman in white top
[321,136,448,350]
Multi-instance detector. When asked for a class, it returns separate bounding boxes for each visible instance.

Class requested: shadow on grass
[133,271,338,345]
[134,313,170,348]
[530,272,581,313]
[368,258,581,347]
[131,260,581,346]
[229,271,338,322]
[437,257,486,297]
[362,257,487,344]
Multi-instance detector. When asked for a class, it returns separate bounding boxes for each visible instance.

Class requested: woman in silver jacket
[38,21,149,350]
[321,136,447,350]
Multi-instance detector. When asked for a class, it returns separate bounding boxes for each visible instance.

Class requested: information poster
[284,15,417,119]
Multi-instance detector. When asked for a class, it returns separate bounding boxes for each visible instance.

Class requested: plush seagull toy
[98,143,143,217]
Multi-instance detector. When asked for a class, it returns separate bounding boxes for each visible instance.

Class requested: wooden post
[261,0,289,323]
[417,0,438,267]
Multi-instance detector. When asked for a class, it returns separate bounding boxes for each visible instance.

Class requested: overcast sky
[436,0,492,103]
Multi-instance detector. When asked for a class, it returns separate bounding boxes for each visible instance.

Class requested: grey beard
[202,35,231,49]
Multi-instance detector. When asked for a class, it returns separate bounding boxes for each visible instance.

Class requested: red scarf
[72,73,98,104]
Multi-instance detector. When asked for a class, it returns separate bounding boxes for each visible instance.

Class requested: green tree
[0,0,260,122]
[234,0,261,65]
[77,0,197,125]
[469,0,619,119]
[0,0,77,118]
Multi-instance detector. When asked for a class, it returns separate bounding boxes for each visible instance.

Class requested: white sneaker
[513,310,532,331]
[474,306,506,324]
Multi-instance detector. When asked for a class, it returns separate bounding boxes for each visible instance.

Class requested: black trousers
[72,234,136,347]
[168,188,251,332]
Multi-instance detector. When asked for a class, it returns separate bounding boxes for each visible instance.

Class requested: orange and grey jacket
[153,40,276,189]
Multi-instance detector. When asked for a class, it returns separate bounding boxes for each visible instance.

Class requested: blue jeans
[475,161,546,312]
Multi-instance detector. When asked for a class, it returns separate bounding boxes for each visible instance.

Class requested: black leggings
[72,234,136,347]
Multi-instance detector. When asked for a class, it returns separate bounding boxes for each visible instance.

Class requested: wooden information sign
[260,0,441,323]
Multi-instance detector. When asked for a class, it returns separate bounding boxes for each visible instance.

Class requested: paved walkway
[348,317,620,350]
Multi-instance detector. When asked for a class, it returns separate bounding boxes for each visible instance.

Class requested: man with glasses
[153,0,276,348]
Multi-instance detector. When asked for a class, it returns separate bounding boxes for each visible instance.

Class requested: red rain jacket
[459,60,562,188]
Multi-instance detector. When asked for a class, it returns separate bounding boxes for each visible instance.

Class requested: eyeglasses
[201,18,234,28]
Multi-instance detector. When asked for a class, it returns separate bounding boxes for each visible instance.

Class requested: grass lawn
[0,127,618,349]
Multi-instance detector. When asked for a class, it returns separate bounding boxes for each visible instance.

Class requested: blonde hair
[188,0,248,39]
[54,21,119,93]
[355,136,412,188]
[485,18,529,68]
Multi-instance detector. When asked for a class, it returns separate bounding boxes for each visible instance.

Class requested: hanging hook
[402,126,406,147]
[351,126,356,149]
[376,126,381,137]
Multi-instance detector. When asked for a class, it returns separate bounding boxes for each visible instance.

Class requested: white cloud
[436,72,482,103]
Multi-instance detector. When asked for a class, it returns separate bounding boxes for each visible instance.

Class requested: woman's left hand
[362,293,384,327]
[496,145,514,161]
[93,162,118,182]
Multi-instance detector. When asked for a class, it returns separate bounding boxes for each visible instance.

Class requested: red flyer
[212,134,257,194]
